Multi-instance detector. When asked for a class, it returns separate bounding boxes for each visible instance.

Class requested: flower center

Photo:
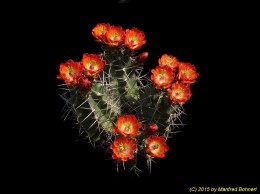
[67,66,75,77]
[159,75,166,82]
[123,122,132,132]
[174,87,183,97]
[152,143,159,150]
[100,27,106,34]
[67,66,73,73]
[118,143,129,154]
[112,33,119,40]
[184,69,192,77]
[131,35,137,43]
[89,60,96,70]
[166,58,172,65]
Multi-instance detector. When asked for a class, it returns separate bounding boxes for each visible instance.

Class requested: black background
[19,0,259,192]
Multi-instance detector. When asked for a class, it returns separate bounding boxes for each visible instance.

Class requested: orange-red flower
[105,25,125,46]
[151,66,175,89]
[158,54,179,70]
[124,27,146,50]
[146,136,169,158]
[113,115,142,137]
[167,82,192,104]
[57,59,83,85]
[110,137,137,162]
[82,53,106,78]
[92,23,110,43]
[177,62,199,84]
[145,123,158,133]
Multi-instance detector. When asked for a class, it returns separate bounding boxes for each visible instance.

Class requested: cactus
[57,23,199,174]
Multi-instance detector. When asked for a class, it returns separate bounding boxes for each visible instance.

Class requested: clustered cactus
[57,23,199,174]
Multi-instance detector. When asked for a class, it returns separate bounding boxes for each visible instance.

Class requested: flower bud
[79,77,92,92]
[136,52,148,63]
[145,123,158,133]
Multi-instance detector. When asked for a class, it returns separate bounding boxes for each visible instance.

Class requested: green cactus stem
[65,45,145,143]
[138,85,183,137]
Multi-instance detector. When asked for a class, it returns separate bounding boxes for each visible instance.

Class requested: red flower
[151,66,175,89]
[124,27,146,50]
[82,53,106,78]
[146,136,169,158]
[79,77,92,92]
[167,82,192,104]
[145,123,158,133]
[105,25,125,46]
[57,59,83,85]
[92,23,110,43]
[113,115,142,137]
[177,62,199,84]
[158,54,179,70]
[110,137,137,162]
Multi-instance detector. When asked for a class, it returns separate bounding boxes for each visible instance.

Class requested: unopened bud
[136,52,149,63]
[79,77,92,92]
[146,123,158,133]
